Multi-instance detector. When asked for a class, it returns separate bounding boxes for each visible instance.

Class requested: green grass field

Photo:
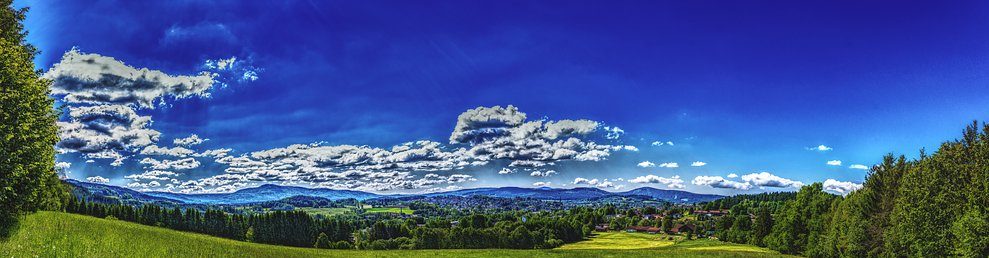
[364,207,414,215]
[298,207,354,217]
[0,212,796,258]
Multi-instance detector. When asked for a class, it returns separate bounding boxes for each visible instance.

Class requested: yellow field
[556,232,678,249]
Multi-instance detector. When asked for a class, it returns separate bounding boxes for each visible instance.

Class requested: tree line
[712,122,989,257]
[64,198,597,250]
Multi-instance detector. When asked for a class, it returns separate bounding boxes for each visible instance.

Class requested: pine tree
[0,0,65,238]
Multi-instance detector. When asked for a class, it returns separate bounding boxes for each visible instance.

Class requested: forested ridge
[711,122,989,257]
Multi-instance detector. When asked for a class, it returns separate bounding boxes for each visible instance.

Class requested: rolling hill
[68,180,724,205]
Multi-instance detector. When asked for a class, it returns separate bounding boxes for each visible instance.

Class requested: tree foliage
[0,0,66,237]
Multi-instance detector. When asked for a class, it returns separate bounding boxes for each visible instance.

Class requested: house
[670,224,696,235]
[643,214,663,220]
[594,224,610,232]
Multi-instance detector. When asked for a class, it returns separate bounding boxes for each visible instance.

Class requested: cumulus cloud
[690,161,707,167]
[449,105,527,144]
[529,170,557,177]
[727,173,738,178]
[139,106,628,193]
[203,56,262,84]
[659,162,679,168]
[603,126,624,140]
[140,157,201,170]
[43,48,217,108]
[571,177,621,189]
[56,104,160,161]
[692,176,752,190]
[533,181,551,187]
[572,177,597,185]
[740,172,804,188]
[637,161,656,168]
[809,145,833,151]
[823,179,863,195]
[629,175,685,189]
[141,145,195,157]
[55,162,71,170]
[849,164,869,170]
[86,176,110,184]
[173,134,206,147]
[827,160,842,166]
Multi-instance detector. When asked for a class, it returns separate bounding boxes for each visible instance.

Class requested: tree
[314,232,332,249]
[765,183,837,256]
[750,207,773,247]
[0,0,65,238]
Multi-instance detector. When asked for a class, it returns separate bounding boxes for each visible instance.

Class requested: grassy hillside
[0,212,794,258]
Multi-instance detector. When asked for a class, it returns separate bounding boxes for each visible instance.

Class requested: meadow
[0,212,795,258]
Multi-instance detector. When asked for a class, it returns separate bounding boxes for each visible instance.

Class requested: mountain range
[66,180,724,205]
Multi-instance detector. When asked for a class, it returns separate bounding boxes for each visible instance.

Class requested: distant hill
[143,184,382,204]
[421,186,613,200]
[69,180,724,205]
[66,179,183,206]
[618,187,724,203]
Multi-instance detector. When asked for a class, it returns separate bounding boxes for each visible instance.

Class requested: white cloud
[651,140,674,146]
[637,161,656,168]
[86,176,110,184]
[529,170,557,177]
[55,162,71,170]
[690,161,707,167]
[449,105,527,144]
[827,160,842,166]
[498,168,515,174]
[173,134,207,147]
[823,179,863,195]
[141,145,195,157]
[56,104,160,157]
[849,164,869,170]
[533,181,552,187]
[629,175,685,189]
[659,162,679,168]
[603,126,624,140]
[43,48,217,108]
[809,145,833,151]
[140,157,201,170]
[203,56,262,84]
[572,177,596,185]
[740,172,804,188]
[692,176,752,190]
[148,106,630,193]
[727,173,738,178]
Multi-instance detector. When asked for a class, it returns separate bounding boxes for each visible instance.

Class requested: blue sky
[19,0,989,195]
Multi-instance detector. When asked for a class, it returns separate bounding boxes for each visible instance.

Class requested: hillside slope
[0,212,789,258]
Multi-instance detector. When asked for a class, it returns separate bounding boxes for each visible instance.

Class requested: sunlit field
[0,212,795,258]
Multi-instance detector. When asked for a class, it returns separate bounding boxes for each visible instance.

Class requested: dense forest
[710,122,989,257]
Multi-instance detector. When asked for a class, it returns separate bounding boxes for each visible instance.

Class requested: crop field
[364,207,415,215]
